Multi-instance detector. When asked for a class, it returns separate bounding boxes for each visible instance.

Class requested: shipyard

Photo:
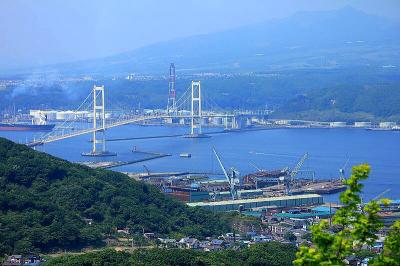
[121,147,347,213]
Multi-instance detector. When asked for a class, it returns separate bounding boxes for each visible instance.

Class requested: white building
[330,122,347,127]
[275,120,289,125]
[354,122,372,128]
[379,122,396,128]
[56,111,75,120]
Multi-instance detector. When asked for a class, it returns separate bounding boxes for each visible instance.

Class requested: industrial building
[211,189,264,201]
[187,194,323,212]
[379,122,396,128]
[354,121,372,128]
[330,122,347,127]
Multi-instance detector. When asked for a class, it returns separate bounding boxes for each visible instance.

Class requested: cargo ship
[1,111,55,131]
[0,122,55,131]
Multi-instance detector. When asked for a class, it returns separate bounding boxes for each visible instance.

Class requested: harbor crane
[143,165,151,176]
[249,163,261,189]
[289,152,309,182]
[339,157,350,181]
[360,188,391,211]
[281,152,309,195]
[213,147,241,200]
[250,162,263,172]
[372,188,391,201]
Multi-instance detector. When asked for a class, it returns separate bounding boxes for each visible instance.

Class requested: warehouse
[187,194,323,212]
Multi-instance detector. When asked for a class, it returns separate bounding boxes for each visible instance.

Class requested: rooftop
[209,189,263,195]
[273,211,330,219]
[187,194,322,207]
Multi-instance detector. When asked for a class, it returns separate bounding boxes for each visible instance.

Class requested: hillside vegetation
[0,138,229,256]
[46,243,297,266]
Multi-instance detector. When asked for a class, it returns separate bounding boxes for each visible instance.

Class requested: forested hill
[0,138,229,256]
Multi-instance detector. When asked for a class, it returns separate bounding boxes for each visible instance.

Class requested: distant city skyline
[0,0,399,70]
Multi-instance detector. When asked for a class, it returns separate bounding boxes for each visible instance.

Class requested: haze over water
[2,125,399,202]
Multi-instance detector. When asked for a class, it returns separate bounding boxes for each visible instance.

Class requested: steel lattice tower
[167,63,176,114]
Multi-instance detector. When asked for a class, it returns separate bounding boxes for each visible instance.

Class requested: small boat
[180,153,192,158]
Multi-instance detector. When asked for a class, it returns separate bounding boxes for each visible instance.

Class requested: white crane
[212,147,241,200]
[372,188,391,201]
[339,157,350,181]
[289,152,309,181]
[250,162,263,172]
[281,152,309,195]
[360,188,391,210]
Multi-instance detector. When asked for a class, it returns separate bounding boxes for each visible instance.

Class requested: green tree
[294,164,399,265]
[284,232,297,242]
[302,233,312,241]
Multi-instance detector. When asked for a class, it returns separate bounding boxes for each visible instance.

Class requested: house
[24,255,41,266]
[2,255,41,266]
[361,258,371,266]
[223,232,242,242]
[251,234,271,243]
[143,232,156,240]
[269,224,289,237]
[3,255,23,266]
[209,239,225,251]
[245,231,257,239]
[371,241,384,253]
[157,238,176,247]
[344,255,360,266]
[116,228,130,235]
[198,241,211,251]
[240,240,251,247]
[157,238,177,248]
[289,218,312,229]
[178,237,199,249]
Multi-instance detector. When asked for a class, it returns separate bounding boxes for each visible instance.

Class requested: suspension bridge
[27,66,268,155]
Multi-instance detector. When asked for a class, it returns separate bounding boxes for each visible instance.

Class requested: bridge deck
[27,113,237,146]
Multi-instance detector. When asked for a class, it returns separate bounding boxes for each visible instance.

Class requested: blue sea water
[2,124,399,203]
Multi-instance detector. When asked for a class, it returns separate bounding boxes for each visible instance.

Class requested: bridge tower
[191,81,202,135]
[92,85,105,154]
[82,85,116,156]
[167,63,177,114]
[185,80,209,138]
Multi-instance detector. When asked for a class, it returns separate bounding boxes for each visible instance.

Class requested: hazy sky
[1,0,399,70]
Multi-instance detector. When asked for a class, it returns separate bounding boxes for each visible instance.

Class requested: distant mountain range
[41,6,400,76]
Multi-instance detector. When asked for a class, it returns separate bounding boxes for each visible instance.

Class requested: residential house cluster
[2,255,41,266]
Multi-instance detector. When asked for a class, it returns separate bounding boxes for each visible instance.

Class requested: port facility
[186,194,323,212]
